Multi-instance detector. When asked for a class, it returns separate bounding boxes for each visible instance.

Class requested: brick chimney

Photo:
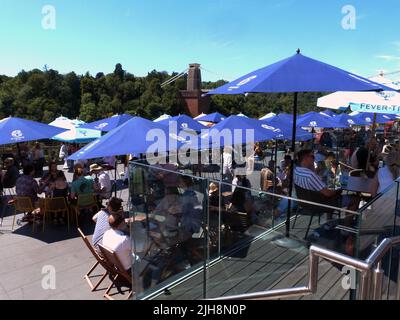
[180,63,210,117]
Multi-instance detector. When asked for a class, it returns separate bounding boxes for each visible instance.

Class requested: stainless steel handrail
[212,235,400,300]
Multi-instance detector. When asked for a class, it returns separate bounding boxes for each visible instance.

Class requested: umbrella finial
[296,48,301,54]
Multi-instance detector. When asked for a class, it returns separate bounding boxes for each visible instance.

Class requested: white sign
[95,122,109,130]
[350,102,400,115]
[11,130,24,141]
[228,75,257,91]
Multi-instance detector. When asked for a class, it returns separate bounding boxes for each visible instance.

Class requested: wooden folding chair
[77,228,114,292]
[70,194,99,228]
[98,244,134,300]
[43,197,70,232]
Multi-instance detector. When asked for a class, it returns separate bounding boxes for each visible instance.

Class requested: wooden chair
[293,185,340,240]
[77,228,114,292]
[70,194,99,228]
[9,196,37,232]
[98,244,134,300]
[43,197,69,232]
[221,208,251,248]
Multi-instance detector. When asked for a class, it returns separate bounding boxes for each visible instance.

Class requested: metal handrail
[212,235,400,300]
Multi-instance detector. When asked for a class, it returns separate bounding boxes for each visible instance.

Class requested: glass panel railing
[202,183,308,300]
[129,161,208,300]
[353,178,400,300]
[128,159,362,300]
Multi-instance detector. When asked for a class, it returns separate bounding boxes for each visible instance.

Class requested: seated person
[40,161,58,196]
[254,142,264,159]
[260,166,281,192]
[151,187,183,245]
[90,164,112,201]
[70,167,94,203]
[46,170,69,224]
[179,176,202,234]
[15,164,46,221]
[50,171,69,199]
[382,139,393,154]
[102,211,132,274]
[208,182,220,208]
[280,155,292,173]
[72,162,84,182]
[354,138,380,175]
[372,150,400,195]
[230,173,254,221]
[92,197,123,254]
[294,149,360,229]
[319,129,333,148]
[2,157,20,189]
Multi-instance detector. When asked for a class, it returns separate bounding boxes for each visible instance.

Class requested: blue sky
[0,0,399,81]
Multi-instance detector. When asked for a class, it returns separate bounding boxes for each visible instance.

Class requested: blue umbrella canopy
[203,51,394,239]
[207,51,393,95]
[68,117,190,160]
[275,113,294,121]
[333,113,369,126]
[296,111,348,128]
[199,115,282,148]
[320,109,337,117]
[79,114,133,132]
[350,112,394,124]
[195,112,226,123]
[158,114,207,133]
[262,116,313,141]
[0,117,68,145]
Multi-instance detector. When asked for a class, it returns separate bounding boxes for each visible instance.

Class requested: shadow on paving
[11,214,95,244]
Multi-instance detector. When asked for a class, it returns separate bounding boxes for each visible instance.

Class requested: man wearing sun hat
[90,163,112,202]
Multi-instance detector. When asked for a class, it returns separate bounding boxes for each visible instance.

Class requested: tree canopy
[0,64,324,123]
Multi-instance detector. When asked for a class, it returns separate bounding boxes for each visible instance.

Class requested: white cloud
[376,55,400,62]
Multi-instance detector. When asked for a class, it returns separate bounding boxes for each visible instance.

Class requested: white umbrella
[237,113,248,118]
[259,112,276,120]
[318,75,400,114]
[153,114,171,122]
[49,116,101,143]
[317,90,400,114]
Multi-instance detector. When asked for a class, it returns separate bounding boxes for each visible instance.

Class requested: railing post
[372,262,384,300]
[359,271,371,300]
[396,253,400,300]
[308,253,319,293]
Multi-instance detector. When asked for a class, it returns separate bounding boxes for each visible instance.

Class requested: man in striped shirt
[92,197,124,254]
[294,149,359,229]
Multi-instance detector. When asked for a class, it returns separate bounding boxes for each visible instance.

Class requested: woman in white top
[374,150,400,195]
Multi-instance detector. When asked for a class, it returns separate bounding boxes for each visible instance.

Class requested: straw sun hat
[89,163,103,173]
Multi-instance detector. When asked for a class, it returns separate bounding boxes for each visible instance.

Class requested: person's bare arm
[319,188,337,198]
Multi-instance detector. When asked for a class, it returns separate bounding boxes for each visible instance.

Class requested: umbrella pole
[366,113,378,171]
[271,139,278,219]
[114,165,117,197]
[286,92,298,238]
[16,142,22,168]
[273,139,278,194]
